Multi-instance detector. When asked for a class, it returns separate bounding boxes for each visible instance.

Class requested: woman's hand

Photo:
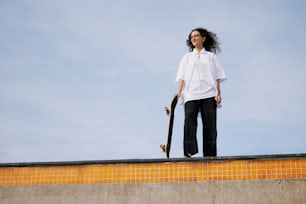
[215,93,221,105]
[215,79,222,105]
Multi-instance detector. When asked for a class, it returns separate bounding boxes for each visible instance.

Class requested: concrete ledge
[1,154,305,203]
[1,153,305,167]
[0,153,305,186]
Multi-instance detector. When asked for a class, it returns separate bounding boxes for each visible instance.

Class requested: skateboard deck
[160,95,178,158]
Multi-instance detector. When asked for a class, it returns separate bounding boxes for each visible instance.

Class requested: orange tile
[0,158,306,186]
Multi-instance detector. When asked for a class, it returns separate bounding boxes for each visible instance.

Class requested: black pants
[184,97,217,157]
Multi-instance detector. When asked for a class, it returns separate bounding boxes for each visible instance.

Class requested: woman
[175,27,226,157]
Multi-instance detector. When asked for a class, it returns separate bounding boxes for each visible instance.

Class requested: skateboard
[160,94,178,158]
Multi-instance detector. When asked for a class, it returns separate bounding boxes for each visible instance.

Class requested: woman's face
[190,30,205,48]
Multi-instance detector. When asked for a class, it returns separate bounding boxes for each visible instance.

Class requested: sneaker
[184,153,191,158]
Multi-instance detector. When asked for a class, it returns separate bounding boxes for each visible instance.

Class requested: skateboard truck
[164,106,170,116]
[160,144,166,152]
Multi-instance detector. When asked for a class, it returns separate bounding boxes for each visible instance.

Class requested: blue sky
[1,0,305,163]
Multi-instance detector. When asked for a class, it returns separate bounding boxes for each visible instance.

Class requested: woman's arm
[176,79,185,97]
[215,79,222,105]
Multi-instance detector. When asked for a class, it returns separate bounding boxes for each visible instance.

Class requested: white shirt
[175,48,226,104]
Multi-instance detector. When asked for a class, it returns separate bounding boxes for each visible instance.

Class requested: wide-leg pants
[184,97,217,157]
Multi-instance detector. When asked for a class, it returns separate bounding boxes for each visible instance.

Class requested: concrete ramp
[1,154,305,203]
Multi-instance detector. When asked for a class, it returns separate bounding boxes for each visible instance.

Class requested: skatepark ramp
[0,154,305,203]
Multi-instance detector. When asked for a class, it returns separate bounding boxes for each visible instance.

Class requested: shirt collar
[192,48,206,54]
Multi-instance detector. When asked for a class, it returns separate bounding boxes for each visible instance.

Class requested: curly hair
[186,27,221,54]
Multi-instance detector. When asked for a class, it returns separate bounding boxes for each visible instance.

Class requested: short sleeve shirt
[175,49,226,104]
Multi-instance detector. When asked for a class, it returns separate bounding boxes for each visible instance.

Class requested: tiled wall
[0,157,305,186]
